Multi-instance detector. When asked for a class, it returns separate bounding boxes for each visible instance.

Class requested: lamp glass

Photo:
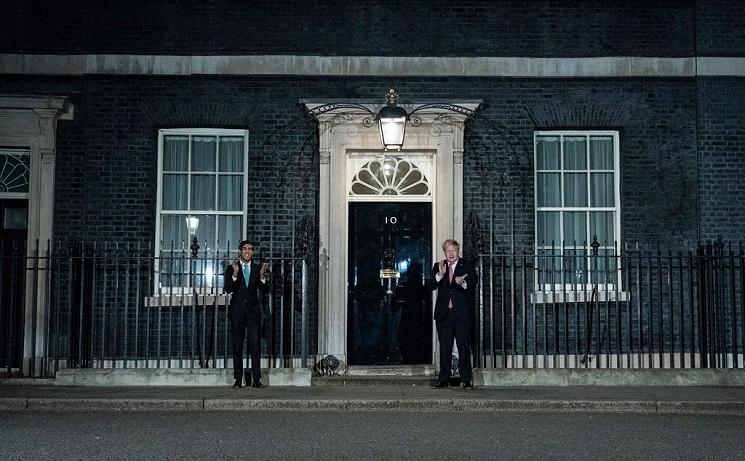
[379,117,406,151]
[185,216,200,235]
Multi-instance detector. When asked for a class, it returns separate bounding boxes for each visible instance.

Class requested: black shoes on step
[233,378,264,388]
[433,380,475,389]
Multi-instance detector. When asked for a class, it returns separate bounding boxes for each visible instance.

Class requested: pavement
[2,383,745,415]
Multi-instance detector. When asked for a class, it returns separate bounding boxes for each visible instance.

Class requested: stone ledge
[0,54,722,77]
[0,397,27,410]
[8,398,742,415]
[54,368,312,387]
[475,368,745,387]
[27,398,203,412]
[657,401,745,416]
[0,378,55,386]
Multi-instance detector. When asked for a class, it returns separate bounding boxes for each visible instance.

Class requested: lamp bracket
[306,102,378,120]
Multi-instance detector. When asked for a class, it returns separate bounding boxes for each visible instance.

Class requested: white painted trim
[0,95,72,376]
[6,54,745,77]
[307,102,476,366]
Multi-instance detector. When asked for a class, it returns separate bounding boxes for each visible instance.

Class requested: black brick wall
[1,0,694,57]
[0,75,701,252]
[697,77,745,243]
[697,0,745,56]
[462,78,699,254]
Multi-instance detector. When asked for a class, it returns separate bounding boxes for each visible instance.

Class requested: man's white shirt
[435,259,467,289]
[231,261,268,284]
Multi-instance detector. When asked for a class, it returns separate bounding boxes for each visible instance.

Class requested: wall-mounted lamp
[185,216,200,257]
[377,89,408,151]
[305,89,477,152]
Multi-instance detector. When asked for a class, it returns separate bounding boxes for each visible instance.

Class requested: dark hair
[238,240,254,250]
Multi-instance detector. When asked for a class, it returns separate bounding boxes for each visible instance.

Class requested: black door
[348,202,432,365]
[0,199,27,371]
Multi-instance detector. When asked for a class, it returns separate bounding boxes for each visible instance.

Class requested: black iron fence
[1,240,312,378]
[4,239,745,377]
[474,242,745,369]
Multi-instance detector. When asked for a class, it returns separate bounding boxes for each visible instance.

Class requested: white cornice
[1,54,744,78]
[0,95,73,119]
[697,57,745,76]
[4,54,744,77]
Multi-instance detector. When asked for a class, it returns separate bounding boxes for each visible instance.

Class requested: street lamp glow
[377,89,407,151]
[185,216,199,236]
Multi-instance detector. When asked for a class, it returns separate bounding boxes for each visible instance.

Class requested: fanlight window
[0,150,30,194]
[350,157,430,196]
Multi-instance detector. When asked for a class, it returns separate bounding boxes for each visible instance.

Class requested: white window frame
[154,128,249,294]
[533,130,623,296]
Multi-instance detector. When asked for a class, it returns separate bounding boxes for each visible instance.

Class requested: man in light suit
[429,239,476,389]
[224,240,270,388]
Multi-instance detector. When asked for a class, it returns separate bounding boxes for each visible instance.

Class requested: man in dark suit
[429,239,475,389]
[224,239,270,389]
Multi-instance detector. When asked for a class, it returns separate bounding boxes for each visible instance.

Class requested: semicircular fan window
[0,150,30,194]
[350,157,430,196]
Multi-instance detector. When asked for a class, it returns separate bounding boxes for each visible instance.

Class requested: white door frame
[305,100,479,365]
[0,95,73,375]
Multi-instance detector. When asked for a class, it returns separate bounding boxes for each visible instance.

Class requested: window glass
[536,136,560,170]
[563,137,586,170]
[156,130,247,289]
[192,136,216,172]
[534,132,620,287]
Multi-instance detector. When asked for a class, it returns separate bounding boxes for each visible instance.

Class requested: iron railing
[474,242,745,369]
[1,240,312,378]
[4,239,745,377]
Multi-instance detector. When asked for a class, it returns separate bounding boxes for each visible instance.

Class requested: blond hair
[441,239,460,251]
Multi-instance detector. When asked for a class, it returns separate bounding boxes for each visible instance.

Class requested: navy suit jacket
[224,260,270,320]
[428,258,475,322]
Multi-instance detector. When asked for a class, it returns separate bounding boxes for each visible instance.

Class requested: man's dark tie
[448,262,454,309]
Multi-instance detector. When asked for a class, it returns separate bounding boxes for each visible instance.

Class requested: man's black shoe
[251,380,265,388]
[433,381,448,389]
[232,379,243,389]
[462,381,474,389]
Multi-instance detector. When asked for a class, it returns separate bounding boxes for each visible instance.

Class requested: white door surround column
[305,99,480,365]
[0,95,73,375]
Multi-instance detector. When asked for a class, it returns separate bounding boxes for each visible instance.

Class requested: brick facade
[697,0,745,56]
[2,0,694,57]
[0,75,707,251]
[697,77,745,243]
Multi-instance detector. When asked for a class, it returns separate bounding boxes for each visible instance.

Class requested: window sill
[530,290,630,304]
[145,293,229,307]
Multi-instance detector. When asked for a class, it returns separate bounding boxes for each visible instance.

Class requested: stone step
[344,365,437,377]
[312,375,439,387]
